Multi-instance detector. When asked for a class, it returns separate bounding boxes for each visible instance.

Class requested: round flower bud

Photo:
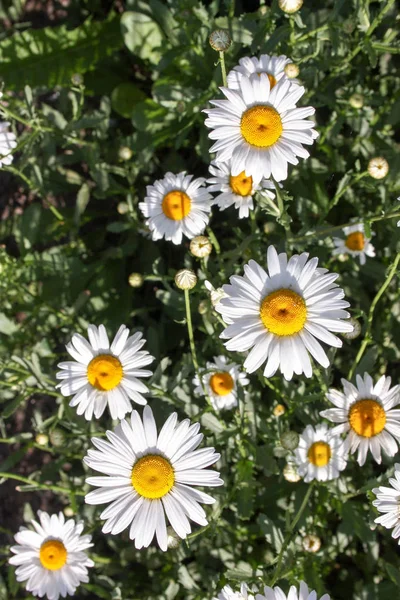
[263,222,276,234]
[71,73,83,86]
[198,300,208,315]
[128,273,144,288]
[35,433,49,446]
[63,507,74,518]
[283,462,301,483]
[302,534,322,553]
[190,236,212,258]
[175,269,197,290]
[368,157,389,180]
[118,146,133,161]
[349,93,364,109]
[343,317,361,340]
[284,63,300,79]
[49,428,66,448]
[117,202,129,215]
[209,30,231,52]
[273,404,286,417]
[280,430,299,451]
[278,0,303,14]
[167,526,181,549]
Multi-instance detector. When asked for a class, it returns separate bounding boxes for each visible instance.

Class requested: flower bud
[343,317,361,340]
[63,507,74,518]
[190,236,212,258]
[349,93,364,109]
[368,157,389,180]
[128,273,144,288]
[167,526,181,549]
[205,280,227,307]
[198,300,208,315]
[302,534,321,553]
[71,73,83,86]
[280,430,299,450]
[278,0,303,14]
[35,433,48,446]
[49,428,66,447]
[273,404,286,417]
[118,146,133,161]
[117,202,129,215]
[284,63,299,79]
[175,269,197,290]
[209,30,231,52]
[283,462,301,483]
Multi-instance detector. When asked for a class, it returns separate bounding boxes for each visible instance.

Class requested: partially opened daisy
[257,581,330,600]
[138,171,212,244]
[9,511,93,600]
[204,75,318,183]
[320,373,400,466]
[207,160,276,219]
[372,464,400,543]
[216,245,353,381]
[294,423,348,482]
[332,223,375,265]
[56,324,154,420]
[214,583,256,600]
[193,355,249,410]
[227,54,294,91]
[0,121,17,167]
[84,405,223,551]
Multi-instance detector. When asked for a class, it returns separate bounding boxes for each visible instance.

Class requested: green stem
[219,51,228,87]
[323,171,368,220]
[273,179,291,235]
[348,252,400,380]
[206,226,221,255]
[0,472,85,496]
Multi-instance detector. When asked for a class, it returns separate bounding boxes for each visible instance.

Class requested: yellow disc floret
[39,540,67,571]
[229,171,253,196]
[307,441,332,467]
[240,105,283,148]
[345,231,365,251]
[260,289,307,336]
[87,354,123,391]
[131,454,175,499]
[210,372,235,396]
[162,190,191,221]
[349,399,386,437]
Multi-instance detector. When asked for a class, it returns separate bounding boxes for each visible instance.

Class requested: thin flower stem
[0,472,85,496]
[219,51,228,87]
[206,226,221,255]
[273,179,291,236]
[348,252,400,380]
[322,171,368,220]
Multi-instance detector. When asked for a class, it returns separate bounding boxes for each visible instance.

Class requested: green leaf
[111,82,147,118]
[19,203,43,251]
[121,11,164,63]
[385,563,400,588]
[74,183,91,227]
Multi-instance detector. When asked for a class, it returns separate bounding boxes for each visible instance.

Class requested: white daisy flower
[84,405,223,551]
[227,54,294,91]
[56,324,154,421]
[204,75,318,183]
[216,245,353,381]
[193,355,249,411]
[294,423,348,482]
[320,373,400,466]
[214,583,256,600]
[372,463,400,543]
[9,511,93,600]
[138,171,212,245]
[0,121,17,167]
[332,223,375,265]
[257,581,329,600]
[207,160,276,219]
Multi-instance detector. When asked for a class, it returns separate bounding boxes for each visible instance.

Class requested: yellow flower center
[240,105,283,148]
[131,454,175,499]
[307,441,332,467]
[260,289,307,336]
[229,171,253,196]
[348,398,386,437]
[209,372,235,396]
[257,72,277,88]
[39,540,67,571]
[87,354,123,391]
[161,190,191,221]
[345,231,365,251]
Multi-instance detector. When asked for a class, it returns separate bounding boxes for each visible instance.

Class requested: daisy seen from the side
[216,245,353,381]
[84,405,223,551]
[294,423,348,482]
[227,54,294,91]
[138,171,212,244]
[256,581,329,600]
[56,324,154,420]
[9,511,93,600]
[0,121,17,167]
[204,75,318,183]
[332,223,375,265]
[214,583,256,600]
[320,373,400,466]
[372,463,400,543]
[193,355,249,411]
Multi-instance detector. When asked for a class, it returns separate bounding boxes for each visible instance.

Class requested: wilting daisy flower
[9,511,93,600]
[332,223,375,265]
[207,160,275,219]
[138,171,212,245]
[257,581,329,600]
[214,583,256,600]
[320,373,400,466]
[0,121,17,167]
[227,54,293,91]
[294,423,348,482]
[84,405,223,551]
[372,464,400,543]
[204,74,318,183]
[56,324,154,420]
[216,245,353,381]
[193,355,249,410]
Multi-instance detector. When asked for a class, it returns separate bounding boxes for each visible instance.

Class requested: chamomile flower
[332,223,375,265]
[214,583,256,600]
[193,355,249,410]
[216,245,353,381]
[9,511,93,600]
[56,324,154,421]
[372,464,400,543]
[257,582,329,600]
[0,121,17,167]
[207,160,275,219]
[138,171,212,245]
[84,405,223,551]
[204,75,318,183]
[294,423,348,482]
[227,54,294,91]
[320,373,400,466]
